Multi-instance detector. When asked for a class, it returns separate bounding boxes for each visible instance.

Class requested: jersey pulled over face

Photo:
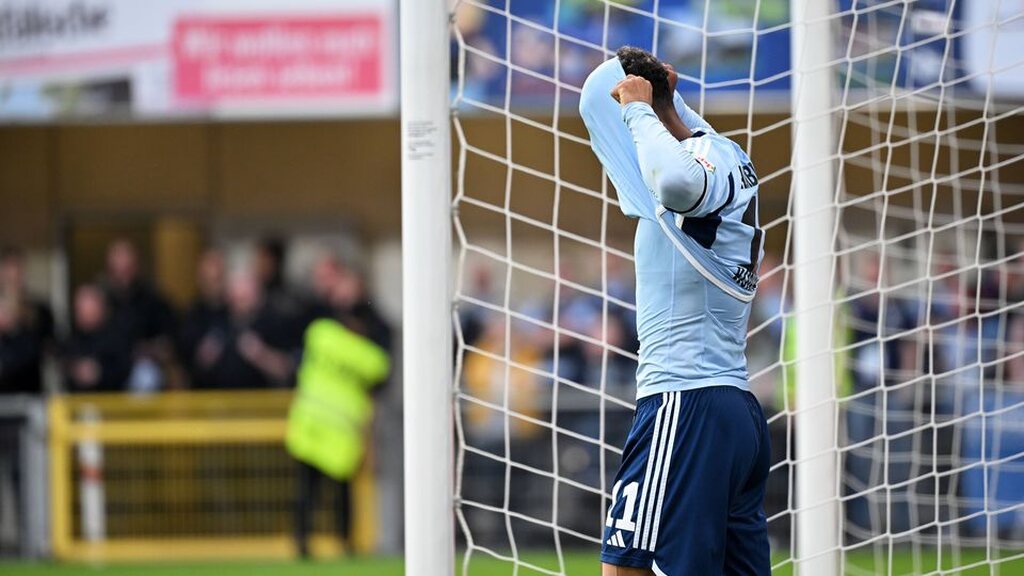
[580,57,764,399]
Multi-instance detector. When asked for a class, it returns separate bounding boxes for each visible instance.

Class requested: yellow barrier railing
[48,390,376,562]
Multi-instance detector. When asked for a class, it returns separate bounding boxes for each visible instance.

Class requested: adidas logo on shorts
[606,530,627,548]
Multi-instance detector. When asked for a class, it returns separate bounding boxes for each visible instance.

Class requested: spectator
[451,4,504,103]
[457,264,497,349]
[460,317,544,547]
[192,270,294,389]
[509,25,555,98]
[978,267,1010,378]
[1007,312,1024,383]
[463,318,543,443]
[287,265,391,558]
[1008,240,1024,305]
[843,253,919,538]
[255,237,287,301]
[960,311,1024,537]
[0,247,53,346]
[580,312,636,401]
[0,293,42,394]
[330,264,393,353]
[304,253,341,325]
[563,312,635,470]
[254,237,305,349]
[178,248,229,390]
[304,256,391,351]
[929,260,983,407]
[0,247,52,394]
[101,239,175,392]
[62,285,131,393]
[746,254,783,403]
[606,255,637,315]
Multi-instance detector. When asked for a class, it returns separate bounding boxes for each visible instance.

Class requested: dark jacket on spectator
[62,324,132,393]
[0,325,42,394]
[0,299,52,394]
[344,302,393,353]
[103,279,175,348]
[193,305,295,390]
[178,298,229,389]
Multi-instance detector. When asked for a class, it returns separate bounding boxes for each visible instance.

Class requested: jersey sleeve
[621,101,709,214]
[579,58,657,220]
[621,102,734,218]
[671,133,736,217]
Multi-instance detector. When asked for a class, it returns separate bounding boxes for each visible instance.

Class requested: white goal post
[790,0,840,573]
[400,0,455,574]
[402,0,1024,575]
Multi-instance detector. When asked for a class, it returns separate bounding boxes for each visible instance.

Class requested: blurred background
[2,0,408,567]
[1,0,1023,574]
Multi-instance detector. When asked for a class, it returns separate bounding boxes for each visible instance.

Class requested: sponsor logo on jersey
[684,136,716,173]
[732,266,759,291]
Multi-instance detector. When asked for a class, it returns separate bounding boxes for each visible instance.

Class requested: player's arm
[620,100,709,215]
[579,59,658,220]
[612,74,730,217]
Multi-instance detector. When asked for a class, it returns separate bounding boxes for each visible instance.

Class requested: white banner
[0,0,396,120]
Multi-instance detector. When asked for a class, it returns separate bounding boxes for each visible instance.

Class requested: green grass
[3,550,1022,575]
[1,558,403,576]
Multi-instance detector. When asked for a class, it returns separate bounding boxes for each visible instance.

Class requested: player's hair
[616,46,673,109]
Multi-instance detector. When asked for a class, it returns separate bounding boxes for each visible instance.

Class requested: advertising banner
[0,0,396,120]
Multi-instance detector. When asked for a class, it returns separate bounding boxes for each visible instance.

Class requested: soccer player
[580,47,770,576]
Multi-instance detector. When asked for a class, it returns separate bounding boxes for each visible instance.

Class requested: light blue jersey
[580,58,764,399]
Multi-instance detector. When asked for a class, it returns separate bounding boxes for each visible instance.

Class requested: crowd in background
[0,238,391,396]
[452,0,792,108]
[756,248,1024,543]
[3,234,1024,549]
[457,243,1024,547]
[0,238,395,558]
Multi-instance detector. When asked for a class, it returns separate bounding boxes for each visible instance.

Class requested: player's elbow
[653,166,706,213]
[579,88,600,124]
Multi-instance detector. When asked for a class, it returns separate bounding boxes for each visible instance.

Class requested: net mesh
[450,0,1024,573]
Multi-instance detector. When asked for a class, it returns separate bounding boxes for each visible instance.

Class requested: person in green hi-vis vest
[779,293,853,410]
[287,269,391,559]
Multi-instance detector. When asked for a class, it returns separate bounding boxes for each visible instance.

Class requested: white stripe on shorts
[637,391,677,550]
[631,392,668,549]
[648,391,683,551]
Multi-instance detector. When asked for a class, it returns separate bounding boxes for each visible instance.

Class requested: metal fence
[47,390,377,562]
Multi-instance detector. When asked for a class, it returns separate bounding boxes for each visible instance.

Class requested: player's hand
[611,75,653,107]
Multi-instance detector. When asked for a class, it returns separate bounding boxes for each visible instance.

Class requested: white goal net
[446,0,1024,574]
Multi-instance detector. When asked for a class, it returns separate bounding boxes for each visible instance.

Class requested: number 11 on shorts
[605,481,639,531]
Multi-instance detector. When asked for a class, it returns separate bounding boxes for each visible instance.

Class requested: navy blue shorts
[600,386,770,575]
